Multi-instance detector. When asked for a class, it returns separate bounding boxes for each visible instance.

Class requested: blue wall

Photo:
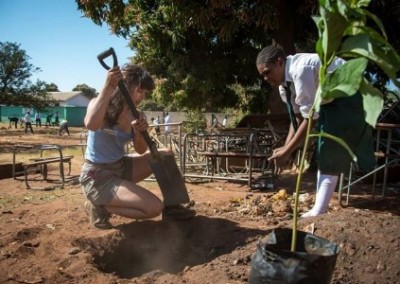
[0,105,87,127]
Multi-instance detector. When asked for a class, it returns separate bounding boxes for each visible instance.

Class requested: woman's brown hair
[105,63,155,126]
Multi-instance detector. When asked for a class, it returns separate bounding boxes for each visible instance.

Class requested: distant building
[47,92,92,107]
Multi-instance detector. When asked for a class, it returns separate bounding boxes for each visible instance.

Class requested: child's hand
[268,147,290,175]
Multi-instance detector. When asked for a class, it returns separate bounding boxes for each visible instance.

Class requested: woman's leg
[121,149,195,219]
[105,180,163,219]
[128,148,174,183]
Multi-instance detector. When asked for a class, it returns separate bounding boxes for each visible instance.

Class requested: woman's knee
[145,198,164,218]
[110,181,164,216]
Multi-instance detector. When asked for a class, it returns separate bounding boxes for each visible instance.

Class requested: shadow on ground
[73,215,265,279]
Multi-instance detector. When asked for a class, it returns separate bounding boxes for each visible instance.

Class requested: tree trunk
[274,0,296,55]
[268,0,296,114]
[268,88,287,115]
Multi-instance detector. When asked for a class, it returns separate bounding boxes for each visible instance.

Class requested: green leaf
[336,0,350,19]
[353,0,371,8]
[320,7,349,63]
[359,78,384,127]
[313,85,323,113]
[321,58,367,99]
[339,34,400,87]
[313,15,325,62]
[361,9,387,39]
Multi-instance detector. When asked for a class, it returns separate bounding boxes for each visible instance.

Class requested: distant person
[211,113,218,129]
[19,116,25,127]
[211,114,221,129]
[24,112,34,134]
[154,116,161,134]
[45,113,53,126]
[222,115,227,127]
[161,111,166,124]
[150,117,156,135]
[8,115,19,129]
[164,112,171,133]
[35,112,41,127]
[58,119,70,136]
[54,111,59,125]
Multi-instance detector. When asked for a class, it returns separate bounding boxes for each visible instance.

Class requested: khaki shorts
[79,156,133,206]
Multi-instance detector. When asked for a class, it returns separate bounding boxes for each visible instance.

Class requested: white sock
[302,171,338,217]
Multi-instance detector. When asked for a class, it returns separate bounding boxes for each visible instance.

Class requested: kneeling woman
[80,63,192,229]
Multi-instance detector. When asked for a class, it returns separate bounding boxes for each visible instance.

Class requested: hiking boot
[84,201,112,230]
[162,204,196,220]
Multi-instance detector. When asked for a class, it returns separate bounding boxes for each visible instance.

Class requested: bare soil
[0,125,399,284]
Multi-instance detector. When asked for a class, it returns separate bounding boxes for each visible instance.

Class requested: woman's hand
[103,67,123,95]
[131,112,148,132]
[131,112,149,154]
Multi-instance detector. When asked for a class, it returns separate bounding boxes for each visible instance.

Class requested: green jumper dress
[317,92,376,175]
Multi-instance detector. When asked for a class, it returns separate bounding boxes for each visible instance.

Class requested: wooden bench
[22,155,74,189]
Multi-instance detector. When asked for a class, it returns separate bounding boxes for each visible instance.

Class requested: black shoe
[84,201,112,230]
[162,204,196,220]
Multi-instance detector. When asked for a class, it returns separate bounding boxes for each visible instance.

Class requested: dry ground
[0,124,399,284]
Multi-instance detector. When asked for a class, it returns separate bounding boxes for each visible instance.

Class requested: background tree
[72,83,97,99]
[45,83,60,92]
[77,0,399,115]
[26,80,52,111]
[77,0,300,114]
[0,41,48,109]
[364,0,400,90]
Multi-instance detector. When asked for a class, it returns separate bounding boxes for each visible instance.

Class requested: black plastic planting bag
[249,228,340,284]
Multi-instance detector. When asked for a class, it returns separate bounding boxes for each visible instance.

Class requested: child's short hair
[256,43,286,65]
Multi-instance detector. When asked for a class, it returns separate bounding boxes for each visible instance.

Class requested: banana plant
[291,0,400,252]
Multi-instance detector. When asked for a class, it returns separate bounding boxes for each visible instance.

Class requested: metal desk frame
[338,123,400,206]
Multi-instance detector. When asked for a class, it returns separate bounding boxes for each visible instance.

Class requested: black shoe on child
[84,201,112,230]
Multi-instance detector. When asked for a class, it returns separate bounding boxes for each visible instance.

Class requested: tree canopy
[76,0,400,113]
[45,83,60,92]
[0,42,49,110]
[73,83,97,98]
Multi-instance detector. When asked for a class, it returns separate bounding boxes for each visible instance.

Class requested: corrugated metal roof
[47,91,83,102]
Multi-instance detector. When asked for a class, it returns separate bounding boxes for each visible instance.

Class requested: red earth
[0,125,399,284]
